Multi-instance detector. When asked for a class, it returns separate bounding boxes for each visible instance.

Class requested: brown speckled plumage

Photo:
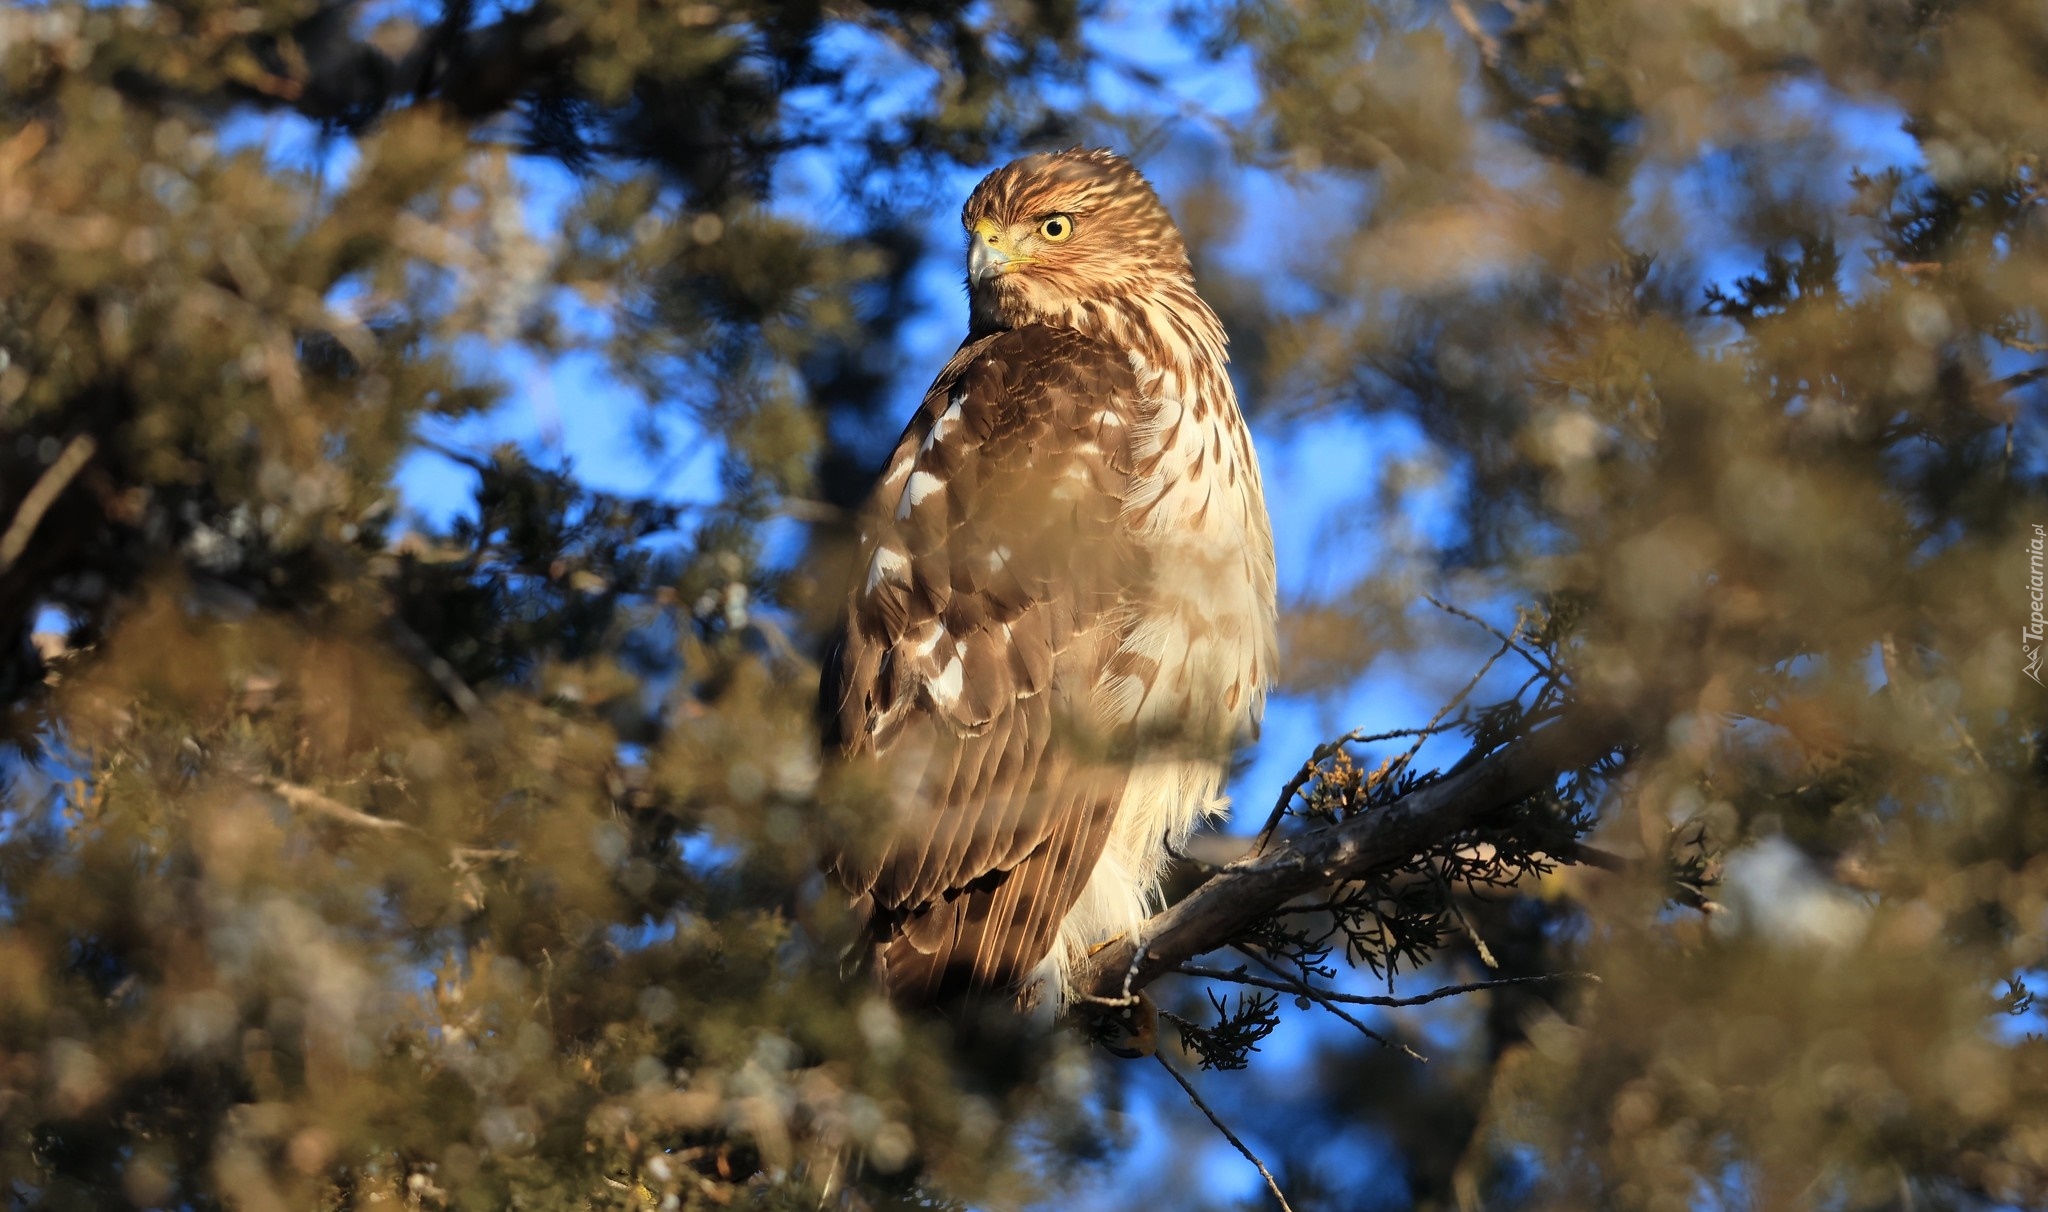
[826,149,1277,1006]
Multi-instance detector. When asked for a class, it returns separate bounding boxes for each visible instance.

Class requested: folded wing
[825,324,1145,1003]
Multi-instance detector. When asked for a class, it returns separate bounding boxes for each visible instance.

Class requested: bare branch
[1549,839,1629,872]
[1155,1054,1296,1212]
[1542,838,1719,912]
[1233,944,1427,1062]
[1423,593,1554,677]
[1175,964,1598,1008]
[1383,638,1514,786]
[267,784,524,884]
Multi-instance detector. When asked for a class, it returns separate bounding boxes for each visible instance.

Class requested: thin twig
[748,613,819,674]
[1423,594,1554,677]
[1154,1053,1296,1212]
[1234,945,1427,1063]
[1950,715,1990,771]
[413,436,494,473]
[0,434,96,574]
[1175,965,1598,1008]
[269,781,527,888]
[1383,639,1514,787]
[1069,991,1140,1009]
[1439,868,1499,969]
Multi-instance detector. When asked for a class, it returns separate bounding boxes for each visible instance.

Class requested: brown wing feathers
[827,324,1141,1003]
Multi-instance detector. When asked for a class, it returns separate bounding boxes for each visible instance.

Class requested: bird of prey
[823,149,1276,1009]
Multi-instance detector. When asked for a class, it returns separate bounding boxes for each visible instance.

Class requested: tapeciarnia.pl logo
[2028,523,2046,686]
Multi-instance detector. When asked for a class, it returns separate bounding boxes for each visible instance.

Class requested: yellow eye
[1037,214,1075,243]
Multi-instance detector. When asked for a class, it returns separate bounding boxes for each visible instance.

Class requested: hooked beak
[968,219,1030,283]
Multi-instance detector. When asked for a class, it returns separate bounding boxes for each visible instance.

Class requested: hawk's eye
[1037,214,1075,243]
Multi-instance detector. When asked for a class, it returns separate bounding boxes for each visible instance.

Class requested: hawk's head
[960,148,1194,335]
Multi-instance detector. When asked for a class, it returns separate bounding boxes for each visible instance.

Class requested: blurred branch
[452,846,519,866]
[1073,711,1633,1006]
[772,497,848,524]
[247,4,583,129]
[1545,837,1718,912]
[0,434,96,575]
[387,615,498,733]
[1993,366,2048,394]
[1446,0,1504,68]
[264,777,421,836]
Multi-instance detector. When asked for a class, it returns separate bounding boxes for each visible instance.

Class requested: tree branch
[1073,713,1630,1004]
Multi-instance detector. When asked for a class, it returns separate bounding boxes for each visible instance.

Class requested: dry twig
[1423,594,1554,677]
[1155,1053,1296,1212]
[1234,944,1427,1062]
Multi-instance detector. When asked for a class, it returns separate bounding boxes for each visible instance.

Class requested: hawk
[824,149,1276,1008]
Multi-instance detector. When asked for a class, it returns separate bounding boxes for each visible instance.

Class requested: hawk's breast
[1107,349,1277,757]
